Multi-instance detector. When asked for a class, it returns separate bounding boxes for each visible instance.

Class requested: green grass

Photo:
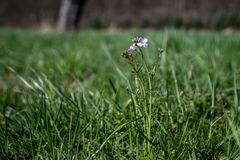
[0,29,240,159]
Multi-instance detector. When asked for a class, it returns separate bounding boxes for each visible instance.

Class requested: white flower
[127,37,148,51]
[132,37,148,48]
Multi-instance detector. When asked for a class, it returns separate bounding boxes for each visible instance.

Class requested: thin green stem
[139,48,152,154]
[128,60,147,117]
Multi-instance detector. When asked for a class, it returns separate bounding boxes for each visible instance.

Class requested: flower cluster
[129,37,148,51]
[121,37,148,58]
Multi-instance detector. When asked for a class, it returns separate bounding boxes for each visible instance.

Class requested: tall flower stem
[122,37,154,155]
[129,60,147,117]
[128,59,149,152]
[139,48,152,153]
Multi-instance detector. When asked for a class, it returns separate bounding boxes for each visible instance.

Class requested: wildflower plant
[121,37,163,155]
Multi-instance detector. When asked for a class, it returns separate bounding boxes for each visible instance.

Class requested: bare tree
[57,0,87,31]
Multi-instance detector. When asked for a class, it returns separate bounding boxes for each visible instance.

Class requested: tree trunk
[57,0,87,31]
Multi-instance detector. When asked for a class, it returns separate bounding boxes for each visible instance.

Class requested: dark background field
[1,0,240,30]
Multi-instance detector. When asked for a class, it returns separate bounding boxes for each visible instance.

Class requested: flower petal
[143,38,148,43]
[129,44,137,51]
[143,43,148,48]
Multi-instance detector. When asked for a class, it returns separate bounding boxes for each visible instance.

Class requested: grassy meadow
[0,29,240,159]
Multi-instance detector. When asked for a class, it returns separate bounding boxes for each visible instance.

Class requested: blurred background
[0,0,240,31]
